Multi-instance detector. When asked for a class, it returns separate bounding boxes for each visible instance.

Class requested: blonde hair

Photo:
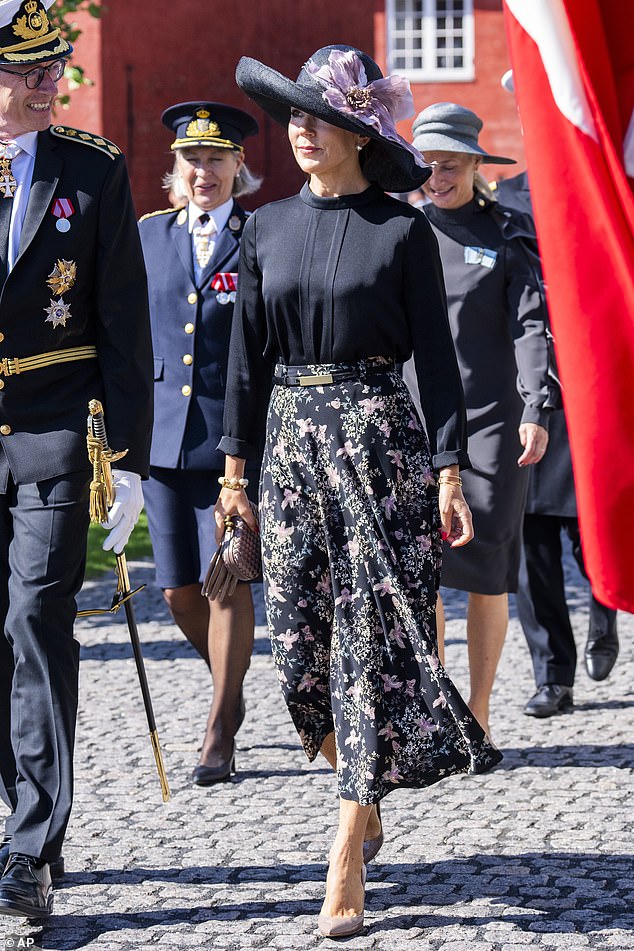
[473,170,497,202]
[167,150,263,201]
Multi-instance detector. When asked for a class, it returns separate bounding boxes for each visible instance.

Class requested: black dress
[422,197,551,595]
[220,184,502,803]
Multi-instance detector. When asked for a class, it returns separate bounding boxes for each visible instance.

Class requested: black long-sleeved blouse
[219,183,470,470]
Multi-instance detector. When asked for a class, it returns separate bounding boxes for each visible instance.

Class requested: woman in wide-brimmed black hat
[215,46,502,938]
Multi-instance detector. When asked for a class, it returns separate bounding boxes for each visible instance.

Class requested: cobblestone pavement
[1,541,633,950]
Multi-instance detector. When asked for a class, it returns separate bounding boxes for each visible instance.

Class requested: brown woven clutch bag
[202,502,261,601]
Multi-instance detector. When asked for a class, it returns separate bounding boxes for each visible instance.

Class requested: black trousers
[517,513,616,688]
[0,464,90,861]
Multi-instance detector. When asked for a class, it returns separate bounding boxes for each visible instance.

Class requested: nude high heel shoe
[317,864,366,938]
[363,802,383,864]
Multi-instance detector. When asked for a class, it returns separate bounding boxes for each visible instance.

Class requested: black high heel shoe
[191,691,245,786]
[191,742,236,786]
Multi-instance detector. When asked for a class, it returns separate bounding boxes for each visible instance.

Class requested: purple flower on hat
[305,49,425,167]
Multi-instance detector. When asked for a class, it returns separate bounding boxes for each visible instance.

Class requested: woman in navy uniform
[139,102,261,785]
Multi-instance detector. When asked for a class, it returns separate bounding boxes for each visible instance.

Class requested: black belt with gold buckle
[273,358,395,387]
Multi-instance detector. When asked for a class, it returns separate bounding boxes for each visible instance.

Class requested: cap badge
[186,108,221,140]
[47,259,77,296]
[13,1,49,41]
[44,297,72,329]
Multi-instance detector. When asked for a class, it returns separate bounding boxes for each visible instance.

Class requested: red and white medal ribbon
[52,198,75,233]
[211,272,237,292]
[211,272,238,304]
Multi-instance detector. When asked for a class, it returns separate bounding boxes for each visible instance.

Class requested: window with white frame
[386,0,474,81]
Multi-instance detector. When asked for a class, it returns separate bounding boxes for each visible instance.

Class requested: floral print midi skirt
[260,364,502,804]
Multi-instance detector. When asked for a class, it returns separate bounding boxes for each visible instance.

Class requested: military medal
[464,246,497,269]
[47,259,77,296]
[44,298,72,328]
[51,197,75,232]
[211,272,237,305]
[0,143,19,199]
[228,215,241,232]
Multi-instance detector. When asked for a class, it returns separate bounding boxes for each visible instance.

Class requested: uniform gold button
[0,332,5,342]
[0,424,11,435]
[187,292,198,305]
[181,385,192,397]
[182,354,193,366]
[184,322,195,334]
[0,380,4,390]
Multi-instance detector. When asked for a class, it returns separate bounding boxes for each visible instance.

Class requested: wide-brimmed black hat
[0,0,71,66]
[162,101,259,152]
[412,103,515,165]
[235,45,430,192]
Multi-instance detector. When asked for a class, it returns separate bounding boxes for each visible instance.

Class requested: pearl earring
[356,144,363,152]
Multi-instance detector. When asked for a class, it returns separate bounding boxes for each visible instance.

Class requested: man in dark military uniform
[138,102,261,786]
[0,0,152,918]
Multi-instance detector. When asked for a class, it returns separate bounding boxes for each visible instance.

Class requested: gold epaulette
[138,207,180,222]
[50,125,121,160]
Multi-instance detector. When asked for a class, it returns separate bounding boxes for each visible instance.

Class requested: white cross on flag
[504,0,634,612]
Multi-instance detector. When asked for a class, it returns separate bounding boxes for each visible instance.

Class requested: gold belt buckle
[298,373,334,386]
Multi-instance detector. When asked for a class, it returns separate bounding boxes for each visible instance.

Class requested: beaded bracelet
[218,476,249,491]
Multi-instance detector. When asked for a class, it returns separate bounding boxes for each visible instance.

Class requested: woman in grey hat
[407,102,552,739]
[215,49,501,937]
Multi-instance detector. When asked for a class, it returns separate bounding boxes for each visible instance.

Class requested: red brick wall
[61,1,522,216]
[378,0,524,182]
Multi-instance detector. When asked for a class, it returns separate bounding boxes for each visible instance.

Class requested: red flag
[504,0,634,612]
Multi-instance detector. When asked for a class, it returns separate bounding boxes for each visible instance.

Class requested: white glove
[101,470,144,554]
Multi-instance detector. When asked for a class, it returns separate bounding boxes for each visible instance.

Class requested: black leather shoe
[524,684,574,718]
[0,839,64,881]
[0,854,53,918]
[192,743,236,786]
[585,623,619,681]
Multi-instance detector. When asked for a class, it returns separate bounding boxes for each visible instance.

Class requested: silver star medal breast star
[44,298,72,328]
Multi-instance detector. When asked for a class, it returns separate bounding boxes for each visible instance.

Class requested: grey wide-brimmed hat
[412,102,515,165]
[235,45,431,192]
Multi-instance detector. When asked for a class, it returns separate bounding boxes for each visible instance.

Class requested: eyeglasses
[0,60,66,89]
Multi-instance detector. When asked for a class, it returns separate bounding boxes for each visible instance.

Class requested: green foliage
[48,1,103,107]
[85,511,154,579]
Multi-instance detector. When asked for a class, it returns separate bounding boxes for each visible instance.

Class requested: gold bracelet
[438,476,462,487]
[218,476,249,491]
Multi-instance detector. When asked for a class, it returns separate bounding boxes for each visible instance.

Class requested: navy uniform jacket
[0,126,153,482]
[139,200,249,471]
